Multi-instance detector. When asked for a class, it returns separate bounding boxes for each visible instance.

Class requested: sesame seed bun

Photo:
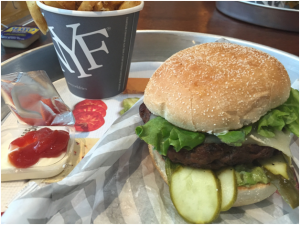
[144,43,291,133]
[148,144,277,207]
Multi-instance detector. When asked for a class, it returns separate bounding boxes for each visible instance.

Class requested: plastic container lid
[1,26,40,48]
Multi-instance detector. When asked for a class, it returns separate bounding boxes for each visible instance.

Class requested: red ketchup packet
[1,71,75,126]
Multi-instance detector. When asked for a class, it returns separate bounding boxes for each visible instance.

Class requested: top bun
[144,43,291,132]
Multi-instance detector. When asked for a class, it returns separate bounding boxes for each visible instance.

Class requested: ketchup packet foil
[1,71,75,126]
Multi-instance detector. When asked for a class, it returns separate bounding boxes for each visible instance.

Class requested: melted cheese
[244,130,293,164]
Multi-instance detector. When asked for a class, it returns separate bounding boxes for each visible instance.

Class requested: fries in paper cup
[31,1,143,98]
[39,1,141,11]
[27,1,142,34]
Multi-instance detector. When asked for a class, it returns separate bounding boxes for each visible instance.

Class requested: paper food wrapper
[2,40,299,224]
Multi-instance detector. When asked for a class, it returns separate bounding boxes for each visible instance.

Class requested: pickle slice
[170,166,221,223]
[259,154,289,180]
[217,167,237,211]
[264,169,299,209]
[165,157,180,185]
[259,153,298,209]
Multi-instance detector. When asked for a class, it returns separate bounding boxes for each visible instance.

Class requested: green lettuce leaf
[136,89,298,152]
[216,126,252,146]
[135,117,205,156]
[258,88,299,138]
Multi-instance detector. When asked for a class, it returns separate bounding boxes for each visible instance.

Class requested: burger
[135,43,299,223]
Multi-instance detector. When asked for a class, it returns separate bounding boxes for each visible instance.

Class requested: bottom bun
[148,144,277,207]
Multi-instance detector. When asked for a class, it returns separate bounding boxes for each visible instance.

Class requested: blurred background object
[216,1,299,32]
[1,1,299,62]
[253,1,299,9]
[1,1,32,29]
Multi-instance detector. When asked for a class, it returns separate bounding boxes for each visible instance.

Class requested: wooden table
[1,1,299,62]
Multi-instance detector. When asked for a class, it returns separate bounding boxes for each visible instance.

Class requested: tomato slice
[74,112,105,132]
[73,105,106,117]
[74,99,107,110]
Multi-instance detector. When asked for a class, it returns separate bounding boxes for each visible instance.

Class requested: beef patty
[166,144,275,170]
[139,103,277,170]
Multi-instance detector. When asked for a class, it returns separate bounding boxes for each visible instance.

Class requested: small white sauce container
[1,125,75,181]
[1,26,40,49]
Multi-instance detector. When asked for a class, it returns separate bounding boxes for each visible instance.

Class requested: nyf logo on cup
[48,23,109,78]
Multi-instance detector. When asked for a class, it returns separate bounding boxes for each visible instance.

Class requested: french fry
[78,1,98,11]
[57,1,76,10]
[103,1,124,10]
[101,2,115,11]
[93,1,104,11]
[75,1,83,10]
[110,1,124,6]
[43,1,64,9]
[39,1,140,12]
[26,1,48,35]
[118,1,141,10]
[28,0,141,35]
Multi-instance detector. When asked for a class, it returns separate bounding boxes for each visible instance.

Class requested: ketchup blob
[8,128,70,168]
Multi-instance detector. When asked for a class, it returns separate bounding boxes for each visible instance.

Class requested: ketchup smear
[8,128,70,168]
